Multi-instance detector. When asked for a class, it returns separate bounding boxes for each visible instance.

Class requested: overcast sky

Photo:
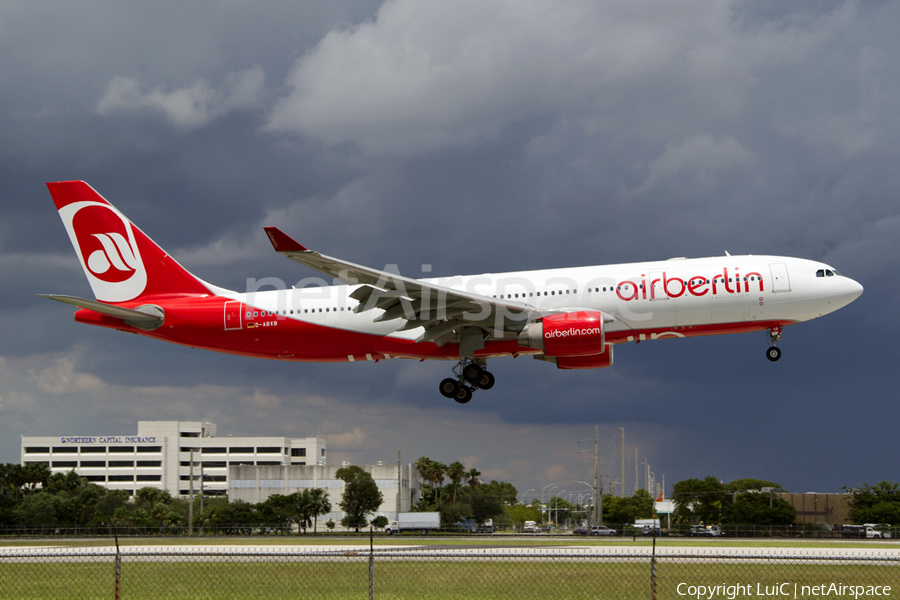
[2,0,898,502]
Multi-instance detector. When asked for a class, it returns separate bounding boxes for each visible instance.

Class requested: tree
[672,477,727,524]
[23,463,51,492]
[601,489,655,524]
[425,461,447,504]
[305,488,332,533]
[725,479,785,493]
[336,465,383,531]
[469,488,505,524]
[371,515,389,528]
[465,468,481,502]
[725,492,797,526]
[845,481,900,525]
[447,462,466,504]
[478,480,517,505]
[506,503,541,526]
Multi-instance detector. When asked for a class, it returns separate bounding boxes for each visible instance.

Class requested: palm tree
[415,457,432,483]
[307,488,332,533]
[465,468,481,502]
[24,462,51,491]
[447,462,465,504]
[426,461,447,504]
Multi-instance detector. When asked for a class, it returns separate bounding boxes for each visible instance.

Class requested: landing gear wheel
[766,347,782,362]
[477,371,495,390]
[454,386,473,404]
[439,378,460,398]
[462,363,484,384]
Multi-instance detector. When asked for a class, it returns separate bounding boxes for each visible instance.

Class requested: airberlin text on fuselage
[616,268,764,301]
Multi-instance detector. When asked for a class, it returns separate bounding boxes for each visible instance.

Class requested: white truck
[384,512,441,535]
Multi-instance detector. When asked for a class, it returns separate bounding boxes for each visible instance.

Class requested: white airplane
[41,181,863,403]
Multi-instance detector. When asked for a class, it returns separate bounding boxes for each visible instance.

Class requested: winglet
[264,227,308,252]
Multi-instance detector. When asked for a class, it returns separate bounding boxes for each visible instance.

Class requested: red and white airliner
[42,181,863,403]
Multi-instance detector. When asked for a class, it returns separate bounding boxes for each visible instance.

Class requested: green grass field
[2,549,898,600]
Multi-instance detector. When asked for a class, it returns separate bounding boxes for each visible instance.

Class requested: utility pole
[635,447,638,494]
[397,450,402,515]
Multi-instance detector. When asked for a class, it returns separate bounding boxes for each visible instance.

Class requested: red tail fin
[47,181,211,302]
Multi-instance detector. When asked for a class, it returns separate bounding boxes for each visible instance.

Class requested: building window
[136,446,161,453]
[108,461,134,468]
[229,447,253,454]
[108,446,134,453]
[205,475,227,482]
[321,449,326,457]
[291,448,306,457]
[80,446,105,453]
[202,461,226,468]
[136,475,161,482]
[52,461,77,468]
[256,447,282,454]
[180,432,200,437]
[24,447,49,454]
[202,447,226,454]
[136,461,161,467]
[108,475,134,482]
[85,475,105,482]
[80,461,105,468]
[52,447,77,453]
[256,461,281,466]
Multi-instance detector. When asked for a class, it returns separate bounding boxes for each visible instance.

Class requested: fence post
[650,535,657,600]
[369,525,375,600]
[114,528,121,600]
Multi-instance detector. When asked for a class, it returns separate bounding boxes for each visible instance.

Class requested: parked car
[572,527,590,535]
[690,525,724,537]
[590,526,616,536]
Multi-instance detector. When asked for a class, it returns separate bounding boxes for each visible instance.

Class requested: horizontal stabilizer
[38,294,164,330]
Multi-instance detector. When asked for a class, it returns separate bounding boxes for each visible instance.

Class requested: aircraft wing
[264,227,533,346]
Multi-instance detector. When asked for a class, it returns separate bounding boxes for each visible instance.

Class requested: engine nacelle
[518,311,608,357]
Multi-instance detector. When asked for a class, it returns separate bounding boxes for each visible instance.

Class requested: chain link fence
[2,544,899,599]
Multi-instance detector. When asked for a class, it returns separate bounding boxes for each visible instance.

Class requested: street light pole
[520,488,535,505]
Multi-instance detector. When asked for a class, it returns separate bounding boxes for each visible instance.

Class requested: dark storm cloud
[1,0,898,498]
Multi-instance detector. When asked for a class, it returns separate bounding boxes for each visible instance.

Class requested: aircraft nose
[845,277,864,302]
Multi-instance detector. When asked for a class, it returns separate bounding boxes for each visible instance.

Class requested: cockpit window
[826,270,834,277]
[816,269,825,278]
[817,268,839,278]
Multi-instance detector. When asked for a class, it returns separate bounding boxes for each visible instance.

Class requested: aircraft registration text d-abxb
[41,181,863,403]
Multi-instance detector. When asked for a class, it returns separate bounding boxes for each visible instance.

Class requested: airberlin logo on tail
[84,231,139,280]
[59,201,147,302]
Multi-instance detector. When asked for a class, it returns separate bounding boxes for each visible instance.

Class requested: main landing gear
[439,358,495,404]
[766,326,782,362]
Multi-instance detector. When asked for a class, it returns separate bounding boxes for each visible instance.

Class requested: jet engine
[518,310,610,357]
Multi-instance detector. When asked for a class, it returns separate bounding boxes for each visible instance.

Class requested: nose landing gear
[439,358,495,403]
[766,326,782,362]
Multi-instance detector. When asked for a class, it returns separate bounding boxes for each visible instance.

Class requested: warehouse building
[229,462,424,525]
[20,421,325,498]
